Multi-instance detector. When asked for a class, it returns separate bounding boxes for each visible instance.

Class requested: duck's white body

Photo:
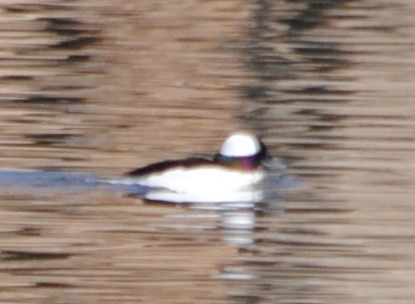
[127,165,265,203]
[121,132,270,203]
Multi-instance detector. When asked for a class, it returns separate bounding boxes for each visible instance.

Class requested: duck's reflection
[220,209,256,246]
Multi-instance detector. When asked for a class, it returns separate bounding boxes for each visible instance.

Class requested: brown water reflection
[1,1,415,304]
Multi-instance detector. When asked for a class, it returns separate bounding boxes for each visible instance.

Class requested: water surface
[1,1,415,304]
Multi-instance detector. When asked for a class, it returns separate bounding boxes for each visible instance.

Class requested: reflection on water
[1,1,415,303]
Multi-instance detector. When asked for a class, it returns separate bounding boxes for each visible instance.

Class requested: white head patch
[219,132,260,157]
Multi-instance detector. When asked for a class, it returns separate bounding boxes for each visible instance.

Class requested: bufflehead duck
[123,132,270,203]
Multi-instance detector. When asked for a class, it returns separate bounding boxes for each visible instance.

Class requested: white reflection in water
[221,210,255,246]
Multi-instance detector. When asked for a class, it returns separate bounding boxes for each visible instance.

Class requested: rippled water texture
[0,1,415,303]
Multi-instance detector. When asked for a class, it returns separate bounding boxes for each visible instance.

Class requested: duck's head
[213,132,267,170]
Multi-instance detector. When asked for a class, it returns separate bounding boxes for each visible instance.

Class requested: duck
[122,132,272,203]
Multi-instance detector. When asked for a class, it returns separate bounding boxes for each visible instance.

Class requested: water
[1,1,415,303]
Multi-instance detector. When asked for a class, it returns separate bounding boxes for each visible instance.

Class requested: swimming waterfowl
[124,132,270,203]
